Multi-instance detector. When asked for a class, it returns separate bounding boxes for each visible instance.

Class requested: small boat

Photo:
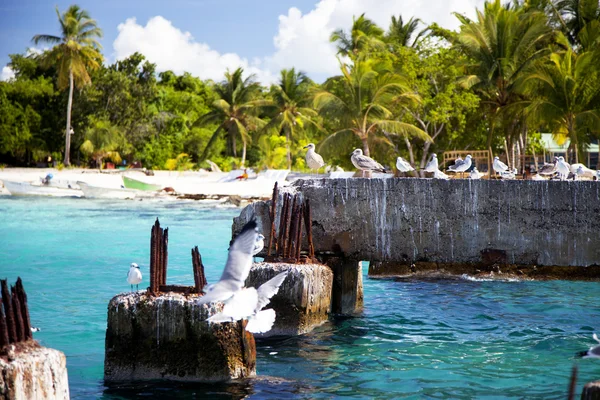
[2,180,83,197]
[122,176,162,191]
[77,181,137,200]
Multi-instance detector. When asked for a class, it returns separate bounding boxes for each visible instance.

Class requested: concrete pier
[0,343,69,400]
[104,292,256,383]
[234,179,600,271]
[245,263,333,337]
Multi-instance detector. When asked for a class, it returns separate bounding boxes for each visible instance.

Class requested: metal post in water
[10,286,25,342]
[1,280,16,343]
[303,199,315,259]
[0,297,8,347]
[15,278,32,340]
[267,182,278,256]
[161,228,169,286]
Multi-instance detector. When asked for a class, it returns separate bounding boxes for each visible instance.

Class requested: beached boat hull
[77,181,137,199]
[122,176,162,191]
[2,180,83,197]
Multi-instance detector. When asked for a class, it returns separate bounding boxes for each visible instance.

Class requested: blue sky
[0,0,482,83]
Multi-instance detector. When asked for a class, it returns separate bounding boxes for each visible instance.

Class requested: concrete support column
[326,258,364,315]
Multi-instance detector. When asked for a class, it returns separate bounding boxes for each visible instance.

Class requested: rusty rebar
[277,193,290,257]
[15,278,32,340]
[1,280,16,343]
[11,286,25,342]
[284,194,298,258]
[303,199,315,258]
[267,182,279,256]
[157,227,164,290]
[295,202,304,260]
[0,298,8,348]
[161,228,169,286]
[192,246,207,293]
[149,222,157,293]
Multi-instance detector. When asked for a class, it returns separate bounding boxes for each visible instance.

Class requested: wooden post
[267,182,278,256]
[1,280,16,343]
[15,278,32,340]
[161,228,169,286]
[192,246,207,293]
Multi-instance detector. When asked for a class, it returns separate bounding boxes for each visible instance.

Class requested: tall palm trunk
[64,68,74,166]
[231,133,237,157]
[286,128,292,169]
[361,136,370,156]
[486,122,495,174]
[241,141,247,167]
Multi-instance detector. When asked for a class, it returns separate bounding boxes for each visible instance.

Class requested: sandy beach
[0,167,289,199]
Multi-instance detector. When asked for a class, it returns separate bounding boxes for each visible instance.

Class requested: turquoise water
[0,197,599,399]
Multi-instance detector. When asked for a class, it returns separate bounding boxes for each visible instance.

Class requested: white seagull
[252,234,265,256]
[577,333,600,358]
[557,156,571,180]
[127,263,142,292]
[500,168,518,180]
[538,157,558,176]
[303,143,326,174]
[570,163,596,179]
[433,169,450,180]
[424,154,439,173]
[209,270,289,334]
[448,154,472,178]
[493,156,509,178]
[350,149,387,177]
[395,156,415,176]
[469,167,482,180]
[198,220,258,305]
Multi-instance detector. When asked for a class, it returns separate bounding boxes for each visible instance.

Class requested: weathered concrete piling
[1,278,69,399]
[235,178,600,279]
[105,219,256,383]
[246,263,333,337]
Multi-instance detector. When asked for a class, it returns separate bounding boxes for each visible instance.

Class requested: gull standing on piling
[395,156,415,176]
[577,333,600,358]
[350,149,387,177]
[469,167,482,180]
[557,156,570,180]
[538,157,558,176]
[127,262,142,292]
[448,154,472,178]
[493,156,509,178]
[198,220,258,305]
[424,154,439,173]
[303,143,326,174]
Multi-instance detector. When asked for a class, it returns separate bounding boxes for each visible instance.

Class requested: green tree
[313,59,429,157]
[80,118,124,168]
[453,0,553,170]
[330,14,385,59]
[385,15,428,48]
[195,68,266,166]
[264,68,319,169]
[523,48,600,163]
[32,5,103,166]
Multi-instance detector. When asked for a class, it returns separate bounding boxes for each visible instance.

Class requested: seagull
[557,156,571,180]
[433,169,449,180]
[448,154,472,178]
[500,168,517,180]
[395,156,415,176]
[252,233,265,262]
[350,149,387,177]
[424,154,439,173]
[303,143,326,174]
[576,333,600,358]
[469,167,481,180]
[570,163,596,179]
[209,270,289,334]
[531,173,546,181]
[127,263,142,292]
[31,327,41,333]
[198,220,258,305]
[538,157,558,176]
[493,156,509,178]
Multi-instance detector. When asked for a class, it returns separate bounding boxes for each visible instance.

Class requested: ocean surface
[0,196,599,399]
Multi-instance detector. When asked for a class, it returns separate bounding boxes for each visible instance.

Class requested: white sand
[0,168,286,198]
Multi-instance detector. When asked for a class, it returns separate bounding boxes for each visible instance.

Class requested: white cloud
[1,66,15,81]
[112,0,485,84]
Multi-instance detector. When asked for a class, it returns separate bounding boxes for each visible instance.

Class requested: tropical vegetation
[1,0,600,172]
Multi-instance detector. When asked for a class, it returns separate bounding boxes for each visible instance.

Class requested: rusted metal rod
[295,202,304,260]
[267,182,278,257]
[192,246,207,293]
[1,280,16,344]
[303,199,315,258]
[15,278,32,340]
[277,193,290,257]
[284,194,298,258]
[161,227,169,286]
[11,286,25,342]
[149,222,157,293]
[0,298,8,348]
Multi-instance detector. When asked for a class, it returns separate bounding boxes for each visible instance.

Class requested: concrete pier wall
[234,178,600,267]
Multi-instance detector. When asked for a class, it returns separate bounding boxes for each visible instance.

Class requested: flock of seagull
[304,142,600,181]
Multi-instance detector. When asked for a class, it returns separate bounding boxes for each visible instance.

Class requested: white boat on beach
[2,180,83,197]
[77,181,137,200]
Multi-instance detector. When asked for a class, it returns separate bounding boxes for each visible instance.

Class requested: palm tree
[523,48,600,163]
[385,15,429,48]
[330,14,385,58]
[313,59,430,157]
[195,68,266,166]
[32,5,103,166]
[80,119,123,169]
[453,0,553,171]
[554,0,600,47]
[264,68,319,169]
